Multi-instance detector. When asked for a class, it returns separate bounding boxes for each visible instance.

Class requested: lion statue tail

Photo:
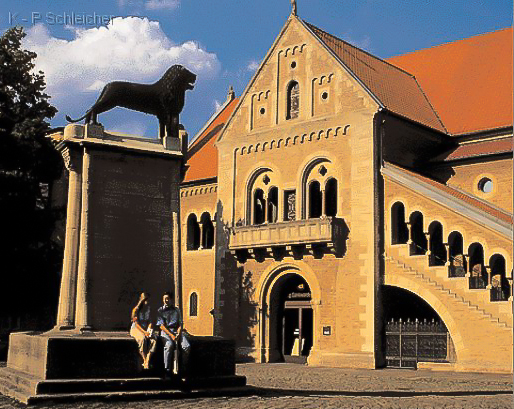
[65,111,89,123]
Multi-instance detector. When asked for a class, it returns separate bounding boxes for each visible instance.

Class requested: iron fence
[385,318,448,369]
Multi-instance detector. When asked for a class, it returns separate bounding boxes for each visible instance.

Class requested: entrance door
[282,301,312,364]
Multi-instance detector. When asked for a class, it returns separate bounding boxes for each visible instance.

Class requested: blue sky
[1,0,512,139]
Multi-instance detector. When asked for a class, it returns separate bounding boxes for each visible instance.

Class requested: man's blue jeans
[161,332,176,371]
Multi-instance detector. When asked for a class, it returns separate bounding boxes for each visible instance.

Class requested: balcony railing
[229,217,343,250]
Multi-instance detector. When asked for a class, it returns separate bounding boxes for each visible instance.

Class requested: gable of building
[216,15,379,146]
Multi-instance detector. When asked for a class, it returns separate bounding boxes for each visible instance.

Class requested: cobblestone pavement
[0,363,512,408]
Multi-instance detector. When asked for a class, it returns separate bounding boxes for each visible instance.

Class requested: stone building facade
[179,14,513,373]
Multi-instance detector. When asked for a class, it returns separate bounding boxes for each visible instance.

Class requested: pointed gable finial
[227,85,235,102]
[291,0,297,16]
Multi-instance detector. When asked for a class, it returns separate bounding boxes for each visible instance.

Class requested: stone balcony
[229,217,347,261]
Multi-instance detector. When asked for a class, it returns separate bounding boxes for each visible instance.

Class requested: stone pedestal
[7,331,139,380]
[48,124,185,332]
[1,124,185,402]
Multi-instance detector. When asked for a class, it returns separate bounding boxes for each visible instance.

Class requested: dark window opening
[189,292,198,316]
[325,178,337,217]
[409,212,427,255]
[428,222,446,266]
[468,243,486,289]
[286,81,299,120]
[253,189,265,225]
[391,202,408,244]
[200,212,214,249]
[489,255,509,301]
[187,214,200,251]
[308,181,322,218]
[267,187,278,223]
[448,232,466,277]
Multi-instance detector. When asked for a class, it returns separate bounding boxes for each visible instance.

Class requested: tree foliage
[0,27,63,327]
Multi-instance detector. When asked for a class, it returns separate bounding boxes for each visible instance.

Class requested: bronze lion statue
[66,65,196,139]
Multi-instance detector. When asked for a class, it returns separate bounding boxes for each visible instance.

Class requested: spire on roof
[226,85,235,102]
[291,0,297,16]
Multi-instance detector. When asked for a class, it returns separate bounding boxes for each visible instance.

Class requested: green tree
[0,27,63,336]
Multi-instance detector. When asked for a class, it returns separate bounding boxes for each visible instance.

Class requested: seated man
[156,291,182,378]
[130,292,157,370]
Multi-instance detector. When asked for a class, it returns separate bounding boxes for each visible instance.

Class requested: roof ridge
[410,75,448,134]
[189,96,238,149]
[303,20,416,78]
[387,26,513,60]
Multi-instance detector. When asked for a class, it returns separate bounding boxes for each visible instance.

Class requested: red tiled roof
[386,162,513,225]
[435,137,513,162]
[304,21,447,133]
[387,28,513,135]
[183,97,239,183]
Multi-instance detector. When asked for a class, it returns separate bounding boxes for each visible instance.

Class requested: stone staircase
[0,365,248,405]
[385,243,512,329]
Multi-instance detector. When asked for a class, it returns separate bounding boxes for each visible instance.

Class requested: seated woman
[130,292,157,370]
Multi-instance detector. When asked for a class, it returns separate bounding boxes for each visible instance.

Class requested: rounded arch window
[286,80,299,120]
[290,61,297,69]
[478,177,493,193]
[186,214,200,251]
[189,292,198,317]
[321,91,328,100]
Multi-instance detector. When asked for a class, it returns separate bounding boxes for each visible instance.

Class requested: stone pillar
[486,266,492,289]
[199,221,204,250]
[443,243,451,267]
[425,232,431,256]
[406,222,413,245]
[54,147,82,330]
[75,148,92,332]
[321,188,326,217]
[172,211,182,312]
[263,194,268,224]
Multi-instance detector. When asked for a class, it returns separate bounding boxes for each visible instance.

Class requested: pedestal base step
[0,366,248,405]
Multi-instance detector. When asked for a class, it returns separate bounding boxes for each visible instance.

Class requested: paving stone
[0,363,511,408]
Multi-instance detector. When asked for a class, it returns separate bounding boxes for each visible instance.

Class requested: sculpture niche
[66,65,196,139]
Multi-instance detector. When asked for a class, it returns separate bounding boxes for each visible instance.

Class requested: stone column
[54,147,82,330]
[321,188,326,217]
[444,243,451,267]
[263,194,268,224]
[172,211,182,312]
[75,148,92,331]
[199,222,204,250]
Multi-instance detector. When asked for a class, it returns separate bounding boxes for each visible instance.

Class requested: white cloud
[23,17,220,121]
[213,99,223,112]
[145,0,180,10]
[110,120,148,136]
[118,0,180,11]
[247,60,259,71]
[342,34,372,51]
[86,80,106,91]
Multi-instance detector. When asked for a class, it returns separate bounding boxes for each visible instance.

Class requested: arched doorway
[382,285,453,368]
[269,274,313,363]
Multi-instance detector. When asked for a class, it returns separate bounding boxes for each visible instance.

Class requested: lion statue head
[160,65,197,94]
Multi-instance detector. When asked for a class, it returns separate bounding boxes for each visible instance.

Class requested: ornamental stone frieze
[236,124,350,156]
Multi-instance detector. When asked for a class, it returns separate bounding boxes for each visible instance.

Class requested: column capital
[57,144,82,172]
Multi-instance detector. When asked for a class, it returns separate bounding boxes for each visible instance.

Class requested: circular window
[260,107,266,115]
[321,91,328,100]
[290,61,297,69]
[478,178,493,193]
